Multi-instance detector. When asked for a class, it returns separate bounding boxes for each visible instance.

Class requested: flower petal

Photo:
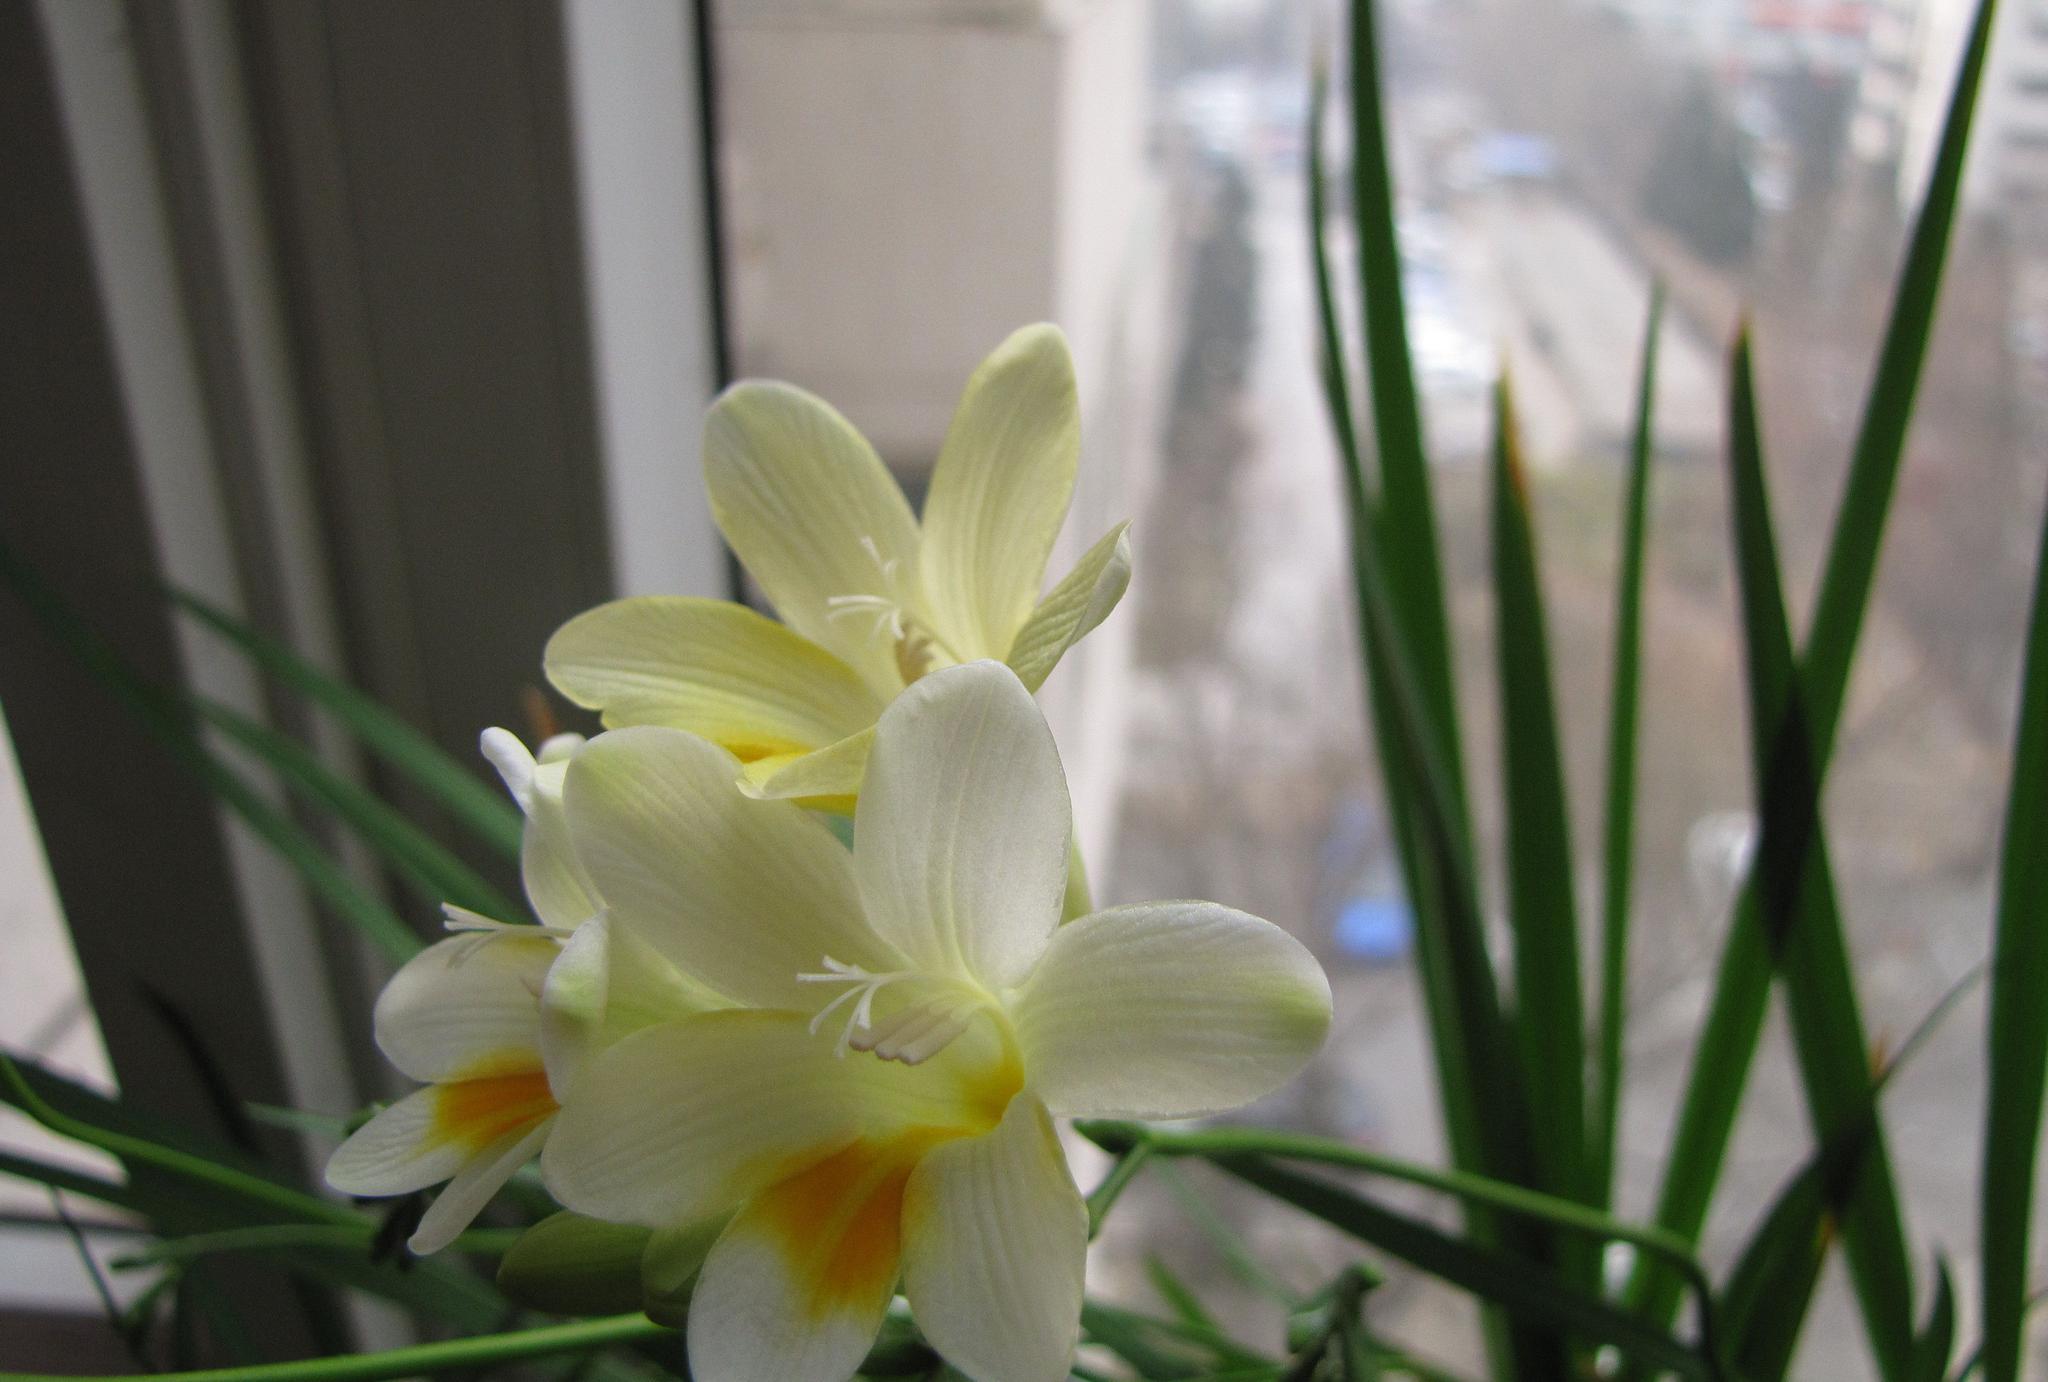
[482,729,598,930]
[541,1011,997,1229]
[541,1013,863,1228]
[703,381,919,696]
[525,759,600,932]
[1012,902,1333,1119]
[688,1148,912,1382]
[408,1115,554,1254]
[544,597,882,758]
[737,726,874,807]
[902,1093,1086,1382]
[1004,522,1132,692]
[373,934,557,1085]
[643,1214,730,1327]
[565,726,895,1009]
[538,914,725,1097]
[917,324,1080,661]
[855,662,1069,991]
[325,1086,474,1197]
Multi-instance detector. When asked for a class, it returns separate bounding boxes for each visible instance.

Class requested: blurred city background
[3,0,2044,1374]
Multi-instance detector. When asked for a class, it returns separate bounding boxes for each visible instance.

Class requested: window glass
[714,0,2047,1371]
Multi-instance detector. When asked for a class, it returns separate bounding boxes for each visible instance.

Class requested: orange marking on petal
[757,1129,954,1320]
[429,1066,556,1154]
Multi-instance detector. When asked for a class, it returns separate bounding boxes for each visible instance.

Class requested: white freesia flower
[542,662,1332,1382]
[542,324,1132,806]
[325,730,715,1252]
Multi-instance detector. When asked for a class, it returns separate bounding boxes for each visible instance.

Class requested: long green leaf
[1704,332,1914,1377]
[3,1055,278,1182]
[1309,57,1533,1320]
[1911,1259,1957,1382]
[0,1056,526,1337]
[1630,0,1999,1325]
[1346,501,1562,1343]
[1355,494,1560,1373]
[1078,1300,1205,1379]
[1310,58,1485,1197]
[1722,963,1983,1379]
[1151,1161,1304,1310]
[0,546,421,962]
[1591,284,1663,1212]
[1720,1150,1834,1382]
[188,694,519,920]
[1146,1255,1222,1336]
[170,588,523,861]
[1078,1120,1731,1380]
[2,1053,352,1229]
[1978,458,2048,1382]
[1208,1154,1714,1381]
[0,1149,144,1216]
[1326,39,1551,1355]
[1801,0,2002,750]
[1489,376,1588,1238]
[1345,0,1468,820]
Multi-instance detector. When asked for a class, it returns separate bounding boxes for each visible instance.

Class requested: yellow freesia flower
[541,663,1332,1382]
[543,324,1132,805]
[325,731,714,1252]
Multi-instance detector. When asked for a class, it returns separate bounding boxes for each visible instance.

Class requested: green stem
[1077,1120,1730,1380]
[1084,1142,1152,1238]
[108,1223,522,1270]
[0,1053,355,1227]
[0,1314,667,1382]
[1152,1161,1303,1309]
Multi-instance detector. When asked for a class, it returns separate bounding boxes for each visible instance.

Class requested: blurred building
[1855,0,2048,222]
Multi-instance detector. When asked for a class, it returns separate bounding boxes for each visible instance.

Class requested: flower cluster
[326,325,1333,1382]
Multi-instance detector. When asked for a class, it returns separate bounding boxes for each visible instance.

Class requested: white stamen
[442,905,576,938]
[440,905,575,966]
[850,997,977,1065]
[796,958,915,1056]
[798,957,984,1064]
[823,536,918,646]
[825,593,905,643]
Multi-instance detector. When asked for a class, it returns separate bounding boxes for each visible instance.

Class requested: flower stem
[0,1314,668,1382]
[1075,1119,1730,1380]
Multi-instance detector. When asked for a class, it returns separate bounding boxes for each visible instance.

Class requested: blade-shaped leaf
[1147,1254,1221,1336]
[1310,54,1530,1292]
[1210,1154,1715,1381]
[1721,963,1982,1380]
[1591,283,1663,1213]
[1345,0,1468,818]
[1682,333,1915,1377]
[1078,1120,1732,1380]
[1979,461,2048,1382]
[190,694,519,921]
[0,546,422,961]
[170,587,523,861]
[0,1149,143,1216]
[1801,0,2003,752]
[1630,0,1998,1340]
[1909,1258,1956,1382]
[1490,376,1589,1238]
